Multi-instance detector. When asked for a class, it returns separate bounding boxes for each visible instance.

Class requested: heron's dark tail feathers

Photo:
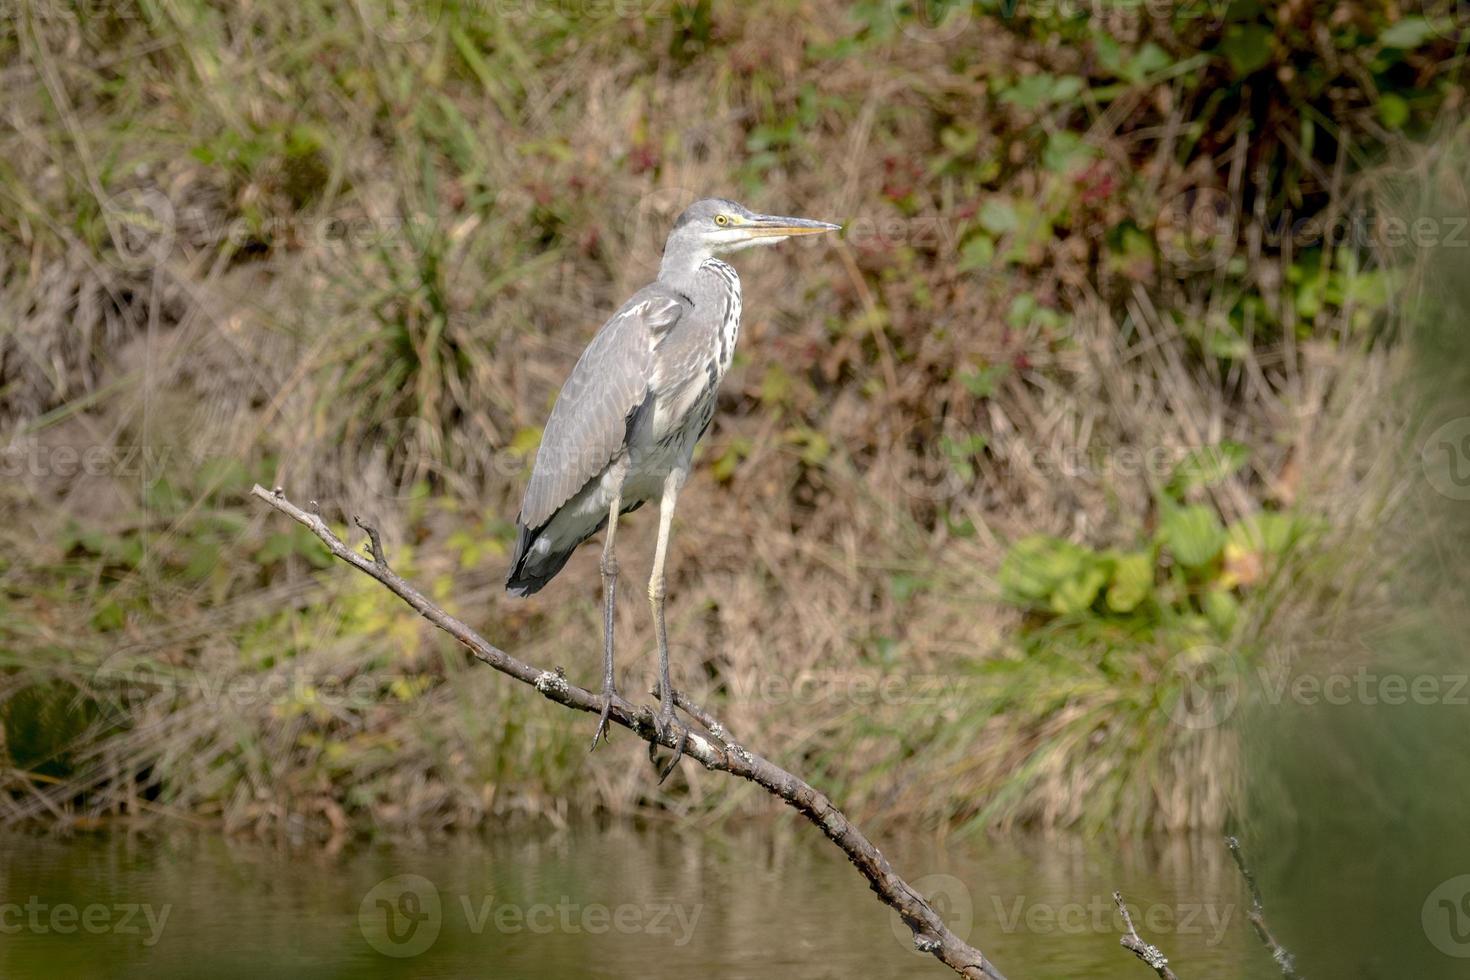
[504,499,645,597]
[505,521,577,597]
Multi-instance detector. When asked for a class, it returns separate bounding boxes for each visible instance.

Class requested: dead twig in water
[250,484,1008,980]
[1227,836,1304,979]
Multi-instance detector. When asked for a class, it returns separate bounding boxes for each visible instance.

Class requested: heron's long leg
[648,470,688,781]
[590,483,623,751]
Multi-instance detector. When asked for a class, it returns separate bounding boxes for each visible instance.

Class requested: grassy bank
[1,0,1464,836]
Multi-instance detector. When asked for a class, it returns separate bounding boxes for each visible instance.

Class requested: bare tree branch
[1114,891,1181,980]
[1227,837,1303,979]
[250,485,1008,980]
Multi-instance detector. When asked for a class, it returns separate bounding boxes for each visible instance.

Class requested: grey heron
[506,198,839,777]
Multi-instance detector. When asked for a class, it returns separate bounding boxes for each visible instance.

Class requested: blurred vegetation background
[1,0,1467,856]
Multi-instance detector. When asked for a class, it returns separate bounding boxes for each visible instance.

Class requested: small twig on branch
[1227,837,1303,979]
[250,485,1008,980]
[352,513,387,566]
[1114,891,1181,980]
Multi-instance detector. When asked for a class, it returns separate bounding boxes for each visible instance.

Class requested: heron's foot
[644,705,688,784]
[588,688,630,752]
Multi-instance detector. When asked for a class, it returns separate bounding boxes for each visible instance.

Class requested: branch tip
[352,514,388,567]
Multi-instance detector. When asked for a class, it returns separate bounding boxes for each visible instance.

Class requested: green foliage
[998,445,1310,646]
[1,681,97,779]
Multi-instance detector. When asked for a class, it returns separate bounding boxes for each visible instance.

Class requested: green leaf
[1203,589,1239,634]
[889,573,926,603]
[1043,131,1095,174]
[997,74,1084,109]
[1220,23,1272,75]
[256,532,296,565]
[1166,442,1249,498]
[92,600,127,632]
[958,234,995,271]
[1159,505,1226,568]
[999,535,1085,604]
[1125,43,1173,83]
[182,540,220,582]
[1380,17,1435,49]
[1093,34,1124,76]
[1051,565,1106,616]
[960,363,1009,398]
[1378,93,1409,130]
[1226,511,1298,555]
[978,199,1019,235]
[1106,552,1154,613]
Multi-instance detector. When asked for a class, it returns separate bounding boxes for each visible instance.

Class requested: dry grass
[0,1,1461,836]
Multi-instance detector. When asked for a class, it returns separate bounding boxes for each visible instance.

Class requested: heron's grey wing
[517,288,687,530]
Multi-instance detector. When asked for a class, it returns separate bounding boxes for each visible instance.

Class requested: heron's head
[660,198,839,278]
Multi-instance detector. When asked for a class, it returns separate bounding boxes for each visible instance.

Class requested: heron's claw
[589,688,629,752]
[589,697,614,752]
[646,707,688,784]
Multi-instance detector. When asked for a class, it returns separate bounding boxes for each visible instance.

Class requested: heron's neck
[658,247,714,294]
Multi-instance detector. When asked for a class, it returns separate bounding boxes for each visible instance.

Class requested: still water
[0,824,1261,979]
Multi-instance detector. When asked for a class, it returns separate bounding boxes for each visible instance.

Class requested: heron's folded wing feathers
[518,289,686,530]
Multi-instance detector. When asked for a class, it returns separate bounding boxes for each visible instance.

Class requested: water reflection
[0,825,1248,978]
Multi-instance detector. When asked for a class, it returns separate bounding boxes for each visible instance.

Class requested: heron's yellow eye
[714,214,729,226]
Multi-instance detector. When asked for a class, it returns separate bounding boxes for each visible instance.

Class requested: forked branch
[1114,891,1181,980]
[250,485,1007,980]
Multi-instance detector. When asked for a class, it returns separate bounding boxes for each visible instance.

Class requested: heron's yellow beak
[742,213,842,238]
